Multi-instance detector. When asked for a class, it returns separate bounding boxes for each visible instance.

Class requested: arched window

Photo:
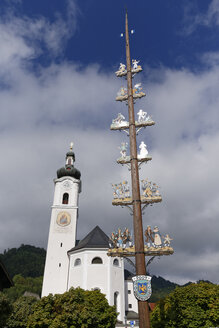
[62,193,69,204]
[113,259,119,266]
[91,257,103,264]
[74,258,81,266]
[114,292,119,312]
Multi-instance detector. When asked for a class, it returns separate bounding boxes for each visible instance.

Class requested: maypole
[108,12,174,328]
[125,12,150,328]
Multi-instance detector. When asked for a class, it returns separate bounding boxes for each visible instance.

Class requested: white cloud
[0,0,78,61]
[0,4,219,284]
[205,0,219,25]
[183,0,219,34]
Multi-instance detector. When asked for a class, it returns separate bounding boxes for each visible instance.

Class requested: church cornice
[53,176,81,184]
[68,247,109,255]
[51,205,79,209]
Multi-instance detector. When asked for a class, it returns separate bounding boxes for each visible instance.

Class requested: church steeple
[42,142,81,297]
[57,142,81,180]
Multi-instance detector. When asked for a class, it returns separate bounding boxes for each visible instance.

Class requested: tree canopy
[5,288,117,328]
[7,296,38,328]
[0,292,12,327]
[151,282,219,328]
[3,274,42,302]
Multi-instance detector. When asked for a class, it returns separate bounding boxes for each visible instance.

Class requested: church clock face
[56,212,71,227]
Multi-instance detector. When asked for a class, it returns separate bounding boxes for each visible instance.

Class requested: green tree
[0,245,46,278]
[7,296,38,328]
[151,282,219,328]
[0,292,12,327]
[27,287,117,328]
[3,274,42,302]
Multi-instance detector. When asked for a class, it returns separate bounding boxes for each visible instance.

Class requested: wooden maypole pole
[109,10,173,327]
[125,12,151,328]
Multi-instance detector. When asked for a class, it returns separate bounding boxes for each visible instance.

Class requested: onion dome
[65,151,75,161]
[57,143,81,180]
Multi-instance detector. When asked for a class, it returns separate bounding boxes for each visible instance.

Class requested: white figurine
[146,115,152,122]
[153,226,162,248]
[119,63,126,72]
[163,234,173,247]
[139,141,148,158]
[137,109,147,122]
[132,59,139,70]
[112,113,126,126]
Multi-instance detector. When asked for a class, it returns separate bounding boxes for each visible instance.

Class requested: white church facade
[42,148,140,326]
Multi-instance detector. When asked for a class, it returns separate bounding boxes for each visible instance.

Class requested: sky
[0,0,219,285]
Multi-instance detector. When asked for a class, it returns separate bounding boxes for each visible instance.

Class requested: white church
[42,147,145,326]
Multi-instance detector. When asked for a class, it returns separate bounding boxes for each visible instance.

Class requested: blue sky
[1,0,217,70]
[0,0,219,284]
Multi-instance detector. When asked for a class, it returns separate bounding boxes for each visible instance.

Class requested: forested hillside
[150,275,178,302]
[0,245,46,278]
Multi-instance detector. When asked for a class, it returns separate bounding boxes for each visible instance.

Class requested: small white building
[42,148,139,326]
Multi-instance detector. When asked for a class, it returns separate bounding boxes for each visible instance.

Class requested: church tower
[42,144,81,296]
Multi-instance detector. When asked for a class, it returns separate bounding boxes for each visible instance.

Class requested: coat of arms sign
[132,275,152,301]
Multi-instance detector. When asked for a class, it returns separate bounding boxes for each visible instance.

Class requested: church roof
[125,310,139,319]
[57,166,81,179]
[57,148,81,180]
[68,226,109,253]
[124,269,134,280]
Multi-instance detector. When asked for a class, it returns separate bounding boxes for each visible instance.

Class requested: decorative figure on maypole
[109,227,133,250]
[132,59,140,70]
[137,109,153,123]
[145,226,154,248]
[119,63,126,72]
[122,180,130,198]
[141,179,161,199]
[117,86,127,97]
[115,59,142,77]
[111,109,155,132]
[141,179,152,198]
[111,113,128,127]
[115,63,127,76]
[133,83,142,94]
[137,109,147,122]
[119,142,128,159]
[112,181,131,200]
[116,83,146,101]
[153,226,162,248]
[163,234,173,247]
[108,224,173,256]
[138,141,148,159]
